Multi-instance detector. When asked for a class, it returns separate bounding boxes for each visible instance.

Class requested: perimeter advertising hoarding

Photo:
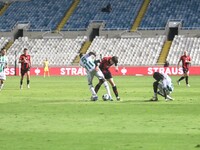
[5,66,200,76]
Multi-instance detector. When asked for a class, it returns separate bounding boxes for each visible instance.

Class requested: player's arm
[88,52,96,57]
[29,56,32,68]
[177,58,181,68]
[186,57,192,64]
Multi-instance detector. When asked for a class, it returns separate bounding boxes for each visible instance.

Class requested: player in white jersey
[0,49,8,91]
[150,72,174,101]
[79,52,112,101]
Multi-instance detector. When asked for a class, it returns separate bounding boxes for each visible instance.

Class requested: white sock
[89,85,97,96]
[0,84,3,90]
[103,81,112,97]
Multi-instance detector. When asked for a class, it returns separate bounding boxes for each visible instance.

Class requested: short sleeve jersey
[180,55,191,69]
[80,54,96,72]
[19,54,31,70]
[0,55,8,73]
[99,56,113,70]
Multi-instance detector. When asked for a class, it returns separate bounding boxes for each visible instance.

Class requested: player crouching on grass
[0,49,8,91]
[79,52,112,101]
[150,72,174,101]
[95,56,120,100]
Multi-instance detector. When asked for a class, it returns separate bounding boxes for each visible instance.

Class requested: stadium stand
[6,36,87,66]
[0,0,73,31]
[88,36,166,66]
[63,0,144,30]
[0,37,10,50]
[0,2,4,9]
[139,0,200,29]
[167,35,200,65]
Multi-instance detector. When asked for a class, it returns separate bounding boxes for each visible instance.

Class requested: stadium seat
[88,36,166,66]
[63,0,144,30]
[6,36,87,66]
[0,0,73,31]
[167,35,200,65]
[140,0,200,29]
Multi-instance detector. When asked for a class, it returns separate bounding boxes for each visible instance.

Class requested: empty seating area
[63,0,143,30]
[0,0,72,31]
[0,37,10,50]
[140,0,200,29]
[7,36,87,66]
[167,35,200,65]
[88,36,166,66]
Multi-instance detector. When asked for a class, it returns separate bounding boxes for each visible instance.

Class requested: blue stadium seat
[139,0,200,29]
[63,0,144,30]
[0,0,73,31]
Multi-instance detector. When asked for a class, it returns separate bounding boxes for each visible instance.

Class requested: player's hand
[115,68,119,72]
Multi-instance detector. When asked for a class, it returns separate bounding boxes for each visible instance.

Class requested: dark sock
[185,76,188,84]
[20,80,23,85]
[112,86,119,97]
[153,81,158,93]
[95,83,101,93]
[178,76,185,82]
[27,80,30,85]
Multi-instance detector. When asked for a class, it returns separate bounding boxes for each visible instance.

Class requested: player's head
[184,50,187,56]
[24,48,28,55]
[1,49,6,55]
[111,56,118,65]
[153,72,164,81]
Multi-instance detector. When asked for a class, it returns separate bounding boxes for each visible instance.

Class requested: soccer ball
[102,94,110,101]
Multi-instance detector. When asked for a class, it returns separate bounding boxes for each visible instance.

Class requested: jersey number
[81,57,94,71]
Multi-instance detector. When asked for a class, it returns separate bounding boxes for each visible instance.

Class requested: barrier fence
[5,66,200,76]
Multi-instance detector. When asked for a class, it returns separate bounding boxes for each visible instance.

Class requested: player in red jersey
[177,50,191,87]
[19,48,31,89]
[95,56,120,100]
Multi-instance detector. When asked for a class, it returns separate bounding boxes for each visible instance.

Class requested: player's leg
[94,79,104,93]
[0,72,5,90]
[27,70,30,88]
[87,71,98,100]
[177,68,186,85]
[20,69,25,89]
[95,70,112,100]
[0,80,3,90]
[108,78,120,100]
[185,69,190,87]
[150,81,159,101]
[44,69,46,78]
[48,70,50,77]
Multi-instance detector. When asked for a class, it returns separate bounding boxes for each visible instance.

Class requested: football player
[79,52,112,101]
[0,49,8,91]
[19,48,31,89]
[95,56,120,100]
[150,72,174,101]
[177,50,191,87]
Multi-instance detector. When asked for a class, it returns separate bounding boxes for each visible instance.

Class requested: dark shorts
[102,69,112,80]
[153,72,164,81]
[183,67,189,74]
[21,68,30,76]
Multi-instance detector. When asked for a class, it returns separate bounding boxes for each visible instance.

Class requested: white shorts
[87,69,105,85]
[0,71,6,81]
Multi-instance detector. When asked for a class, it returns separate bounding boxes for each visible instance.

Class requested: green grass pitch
[0,76,200,150]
